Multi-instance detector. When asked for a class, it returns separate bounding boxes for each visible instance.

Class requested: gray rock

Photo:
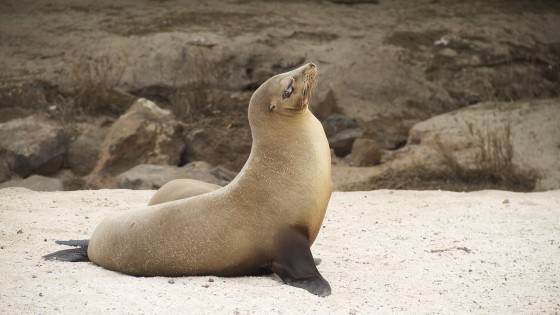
[0,175,64,192]
[88,99,186,188]
[0,156,9,183]
[351,138,382,166]
[66,122,109,176]
[182,127,252,172]
[407,98,560,190]
[210,166,238,183]
[322,114,358,138]
[328,0,379,3]
[312,89,340,121]
[329,128,364,157]
[116,161,235,190]
[0,114,65,177]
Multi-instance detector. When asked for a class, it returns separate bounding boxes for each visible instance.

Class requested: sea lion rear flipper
[43,239,90,262]
[270,230,331,297]
[55,239,90,247]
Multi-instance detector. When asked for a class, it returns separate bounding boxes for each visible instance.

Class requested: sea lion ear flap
[269,104,276,112]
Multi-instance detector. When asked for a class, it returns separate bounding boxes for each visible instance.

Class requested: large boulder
[116,161,236,190]
[334,98,560,192]
[406,98,560,191]
[0,157,9,183]
[312,89,341,121]
[0,114,65,178]
[65,121,110,176]
[351,138,382,166]
[322,114,357,138]
[182,127,252,172]
[87,99,185,188]
[328,128,364,157]
[0,175,64,192]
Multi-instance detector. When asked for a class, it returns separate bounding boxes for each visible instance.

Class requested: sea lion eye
[282,80,294,100]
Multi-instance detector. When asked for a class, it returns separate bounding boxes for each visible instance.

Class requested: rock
[329,128,364,157]
[66,122,109,176]
[439,48,458,57]
[182,127,252,172]
[0,114,65,177]
[184,128,212,160]
[351,138,382,166]
[407,98,560,191]
[328,0,379,3]
[312,89,340,121]
[116,161,234,189]
[0,107,36,124]
[210,166,238,183]
[53,169,85,191]
[335,99,560,192]
[88,99,185,188]
[322,114,358,138]
[0,81,52,111]
[0,175,64,192]
[0,156,9,183]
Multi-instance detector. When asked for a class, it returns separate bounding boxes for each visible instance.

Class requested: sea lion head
[248,63,318,124]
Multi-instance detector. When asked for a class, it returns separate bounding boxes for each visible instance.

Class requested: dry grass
[169,48,230,122]
[50,94,75,124]
[435,122,539,191]
[69,52,128,116]
[352,121,539,192]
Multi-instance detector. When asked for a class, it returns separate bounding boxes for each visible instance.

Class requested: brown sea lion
[44,63,333,296]
[147,179,220,206]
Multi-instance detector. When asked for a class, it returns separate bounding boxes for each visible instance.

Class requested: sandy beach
[0,187,558,314]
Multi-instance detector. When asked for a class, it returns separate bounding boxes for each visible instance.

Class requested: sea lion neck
[250,110,312,151]
[235,109,327,184]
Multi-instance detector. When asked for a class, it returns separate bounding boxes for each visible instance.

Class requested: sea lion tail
[43,239,90,262]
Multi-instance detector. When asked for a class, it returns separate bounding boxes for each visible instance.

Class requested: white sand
[0,187,559,314]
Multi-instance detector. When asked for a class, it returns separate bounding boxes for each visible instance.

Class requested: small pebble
[208,278,214,282]
[168,279,175,284]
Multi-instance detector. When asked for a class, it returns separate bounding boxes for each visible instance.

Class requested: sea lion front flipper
[271,229,331,297]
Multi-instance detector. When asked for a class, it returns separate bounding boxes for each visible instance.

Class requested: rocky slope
[1,0,559,191]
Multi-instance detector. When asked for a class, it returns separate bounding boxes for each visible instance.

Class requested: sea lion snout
[303,63,317,75]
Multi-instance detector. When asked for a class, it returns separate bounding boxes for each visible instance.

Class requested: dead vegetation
[53,52,130,122]
[168,48,232,122]
[436,122,539,191]
[353,122,539,192]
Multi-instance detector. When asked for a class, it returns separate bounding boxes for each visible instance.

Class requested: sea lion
[44,63,333,296]
[147,179,220,205]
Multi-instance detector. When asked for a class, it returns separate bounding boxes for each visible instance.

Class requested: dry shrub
[435,122,539,191]
[50,94,75,124]
[169,48,229,122]
[70,52,128,116]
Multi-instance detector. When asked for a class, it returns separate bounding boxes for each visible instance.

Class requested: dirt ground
[1,0,559,190]
[0,187,559,314]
